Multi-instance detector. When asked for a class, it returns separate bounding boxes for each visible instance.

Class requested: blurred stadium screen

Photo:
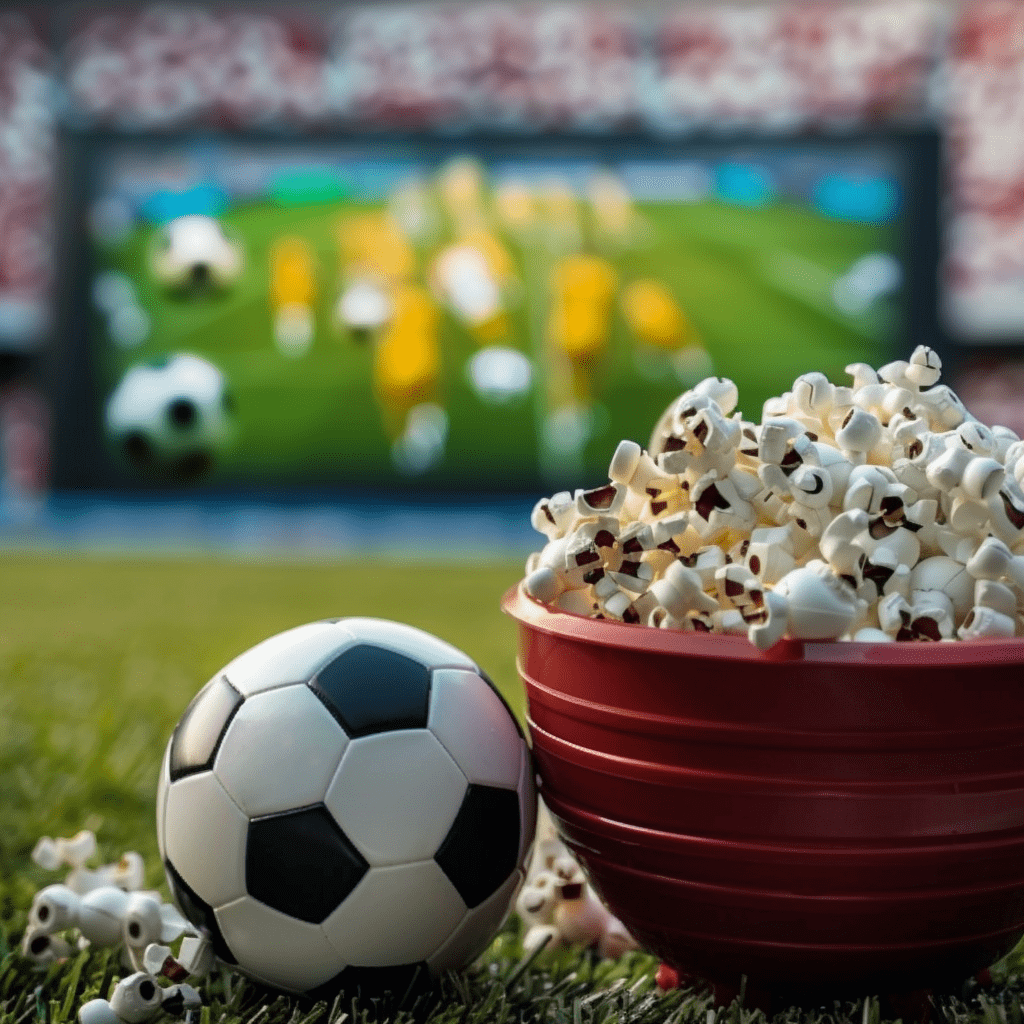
[47,127,940,495]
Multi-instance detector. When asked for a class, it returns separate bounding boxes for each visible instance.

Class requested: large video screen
[59,133,931,493]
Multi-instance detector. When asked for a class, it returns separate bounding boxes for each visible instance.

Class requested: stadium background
[0,1,1023,551]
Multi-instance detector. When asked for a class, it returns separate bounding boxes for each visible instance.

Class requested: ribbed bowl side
[580,851,1024,991]
[543,795,1024,894]
[503,586,1024,992]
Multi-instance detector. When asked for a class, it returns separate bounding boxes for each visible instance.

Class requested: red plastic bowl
[503,585,1024,997]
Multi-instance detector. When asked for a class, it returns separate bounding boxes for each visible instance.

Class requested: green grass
[5,551,1022,1024]
[96,192,893,492]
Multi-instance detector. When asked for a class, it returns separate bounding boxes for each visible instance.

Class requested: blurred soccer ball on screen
[150,215,242,292]
[105,353,234,482]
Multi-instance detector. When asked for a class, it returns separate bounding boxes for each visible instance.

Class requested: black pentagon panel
[310,645,431,737]
[305,962,431,1005]
[247,804,368,923]
[168,398,198,430]
[164,859,237,964]
[169,676,243,781]
[435,785,521,909]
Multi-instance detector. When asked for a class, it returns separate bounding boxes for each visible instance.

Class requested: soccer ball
[156,618,536,997]
[150,215,242,292]
[105,353,234,481]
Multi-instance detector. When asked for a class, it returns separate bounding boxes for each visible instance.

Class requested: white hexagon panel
[322,860,466,967]
[216,895,345,994]
[162,771,248,909]
[428,669,524,789]
[215,683,348,817]
[324,730,467,866]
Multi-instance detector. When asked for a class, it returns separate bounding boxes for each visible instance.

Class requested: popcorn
[553,590,599,617]
[802,439,854,499]
[647,513,691,564]
[785,464,834,536]
[522,349,1024,647]
[565,519,619,571]
[911,555,975,620]
[913,384,970,430]
[679,545,727,588]
[524,566,562,604]
[772,562,862,641]
[609,440,669,496]
[23,830,191,975]
[690,472,755,541]
[743,589,789,650]
[853,627,893,643]
[531,491,575,539]
[714,563,760,610]
[858,520,921,576]
[843,464,910,517]
[967,536,1024,591]
[927,445,1004,501]
[973,578,1017,619]
[845,362,880,390]
[820,509,870,575]
[991,426,1021,463]
[651,561,718,618]
[517,800,639,959]
[575,482,627,519]
[714,608,749,635]
[606,559,655,595]
[999,437,1024,476]
[743,525,796,585]
[687,379,738,415]
[958,606,1017,641]
[905,346,943,390]
[986,478,1024,548]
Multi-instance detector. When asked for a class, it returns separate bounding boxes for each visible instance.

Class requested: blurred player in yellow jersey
[372,285,448,475]
[337,213,417,284]
[550,253,618,311]
[373,285,441,431]
[621,278,713,383]
[269,237,316,357]
[620,279,688,350]
[546,252,618,404]
[431,227,517,344]
[334,212,418,340]
[548,253,618,362]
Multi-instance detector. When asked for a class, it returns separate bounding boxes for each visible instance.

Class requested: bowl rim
[502,584,1024,667]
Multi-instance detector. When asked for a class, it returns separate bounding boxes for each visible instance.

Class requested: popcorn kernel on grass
[521,346,1024,649]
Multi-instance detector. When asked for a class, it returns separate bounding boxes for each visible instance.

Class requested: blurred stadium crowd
[0,1,1023,348]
